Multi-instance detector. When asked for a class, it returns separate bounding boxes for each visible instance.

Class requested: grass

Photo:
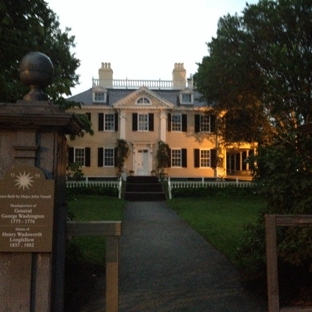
[167,196,266,263]
[67,195,125,265]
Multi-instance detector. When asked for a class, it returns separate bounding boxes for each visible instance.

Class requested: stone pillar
[160,111,167,142]
[0,52,83,311]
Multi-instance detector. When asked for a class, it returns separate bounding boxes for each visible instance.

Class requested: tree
[194,0,312,144]
[195,0,312,286]
[0,0,79,104]
[0,0,93,136]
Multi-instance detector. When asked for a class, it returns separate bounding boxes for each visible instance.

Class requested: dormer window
[136,97,151,105]
[180,90,194,105]
[92,87,107,103]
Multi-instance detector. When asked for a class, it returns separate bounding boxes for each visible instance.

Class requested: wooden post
[106,236,119,312]
[66,221,122,312]
[265,214,280,312]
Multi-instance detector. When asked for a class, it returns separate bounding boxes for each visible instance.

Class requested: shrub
[171,185,256,198]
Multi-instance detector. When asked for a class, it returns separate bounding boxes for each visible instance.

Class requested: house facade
[67,63,254,179]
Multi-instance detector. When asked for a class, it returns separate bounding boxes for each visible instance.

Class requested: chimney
[172,63,186,89]
[98,62,113,88]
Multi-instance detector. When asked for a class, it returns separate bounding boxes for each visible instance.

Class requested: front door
[137,150,149,175]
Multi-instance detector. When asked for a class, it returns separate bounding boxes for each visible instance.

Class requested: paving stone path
[82,201,267,312]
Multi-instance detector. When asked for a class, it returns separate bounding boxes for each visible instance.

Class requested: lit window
[136,97,151,105]
[171,149,181,167]
[200,150,210,167]
[104,148,114,167]
[138,114,148,131]
[172,114,182,131]
[105,114,115,131]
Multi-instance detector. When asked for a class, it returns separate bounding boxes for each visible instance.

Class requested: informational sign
[0,166,54,252]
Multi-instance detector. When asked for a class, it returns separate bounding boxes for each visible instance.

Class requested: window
[171,149,181,167]
[136,97,151,105]
[168,114,187,132]
[200,115,210,132]
[194,149,216,168]
[180,91,193,105]
[93,92,107,103]
[98,113,118,131]
[68,147,91,167]
[104,113,115,131]
[172,114,182,131]
[104,148,114,167]
[195,114,216,133]
[200,150,210,167]
[132,113,154,131]
[171,148,187,168]
[138,114,148,131]
[98,148,115,167]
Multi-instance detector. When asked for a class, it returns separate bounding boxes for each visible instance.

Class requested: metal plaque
[0,166,54,252]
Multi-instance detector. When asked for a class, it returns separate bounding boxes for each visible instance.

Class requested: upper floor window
[172,114,182,131]
[136,97,151,105]
[132,113,154,131]
[168,113,187,132]
[200,115,210,132]
[138,114,149,131]
[180,90,194,105]
[98,113,118,131]
[195,114,216,133]
[92,87,108,103]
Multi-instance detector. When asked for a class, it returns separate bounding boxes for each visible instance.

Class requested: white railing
[66,177,123,199]
[167,177,254,200]
[92,78,192,90]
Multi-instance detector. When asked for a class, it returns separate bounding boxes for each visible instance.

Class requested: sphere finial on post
[20,51,54,101]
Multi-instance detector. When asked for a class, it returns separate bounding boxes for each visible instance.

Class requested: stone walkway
[82,201,267,312]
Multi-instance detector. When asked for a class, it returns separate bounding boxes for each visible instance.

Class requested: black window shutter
[114,148,118,167]
[182,148,187,168]
[115,113,119,131]
[86,112,91,121]
[132,113,138,131]
[149,113,154,131]
[211,115,216,133]
[195,115,200,133]
[98,113,104,131]
[168,148,171,167]
[98,148,104,167]
[194,149,200,168]
[182,114,187,132]
[210,149,217,168]
[168,113,171,131]
[68,147,74,163]
[85,148,91,167]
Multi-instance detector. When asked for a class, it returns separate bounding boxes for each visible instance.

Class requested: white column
[119,110,126,139]
[160,111,167,142]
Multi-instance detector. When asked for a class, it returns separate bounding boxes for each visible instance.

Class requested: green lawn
[67,195,125,265]
[167,196,266,263]
[67,194,265,265]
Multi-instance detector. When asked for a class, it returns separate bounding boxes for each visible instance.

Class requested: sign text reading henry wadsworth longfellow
[0,166,54,252]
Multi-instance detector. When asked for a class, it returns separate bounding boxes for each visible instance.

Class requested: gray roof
[67,88,207,108]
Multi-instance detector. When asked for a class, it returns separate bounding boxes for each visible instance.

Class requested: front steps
[124,176,166,201]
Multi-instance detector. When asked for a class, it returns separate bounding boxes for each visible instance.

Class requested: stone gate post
[0,52,83,311]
